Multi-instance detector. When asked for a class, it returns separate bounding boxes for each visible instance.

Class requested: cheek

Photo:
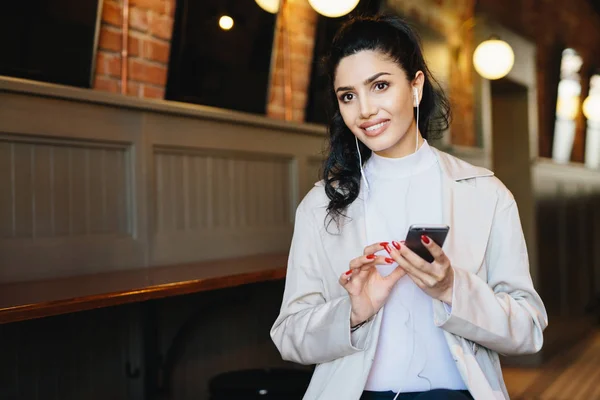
[384,95,409,116]
[402,96,414,115]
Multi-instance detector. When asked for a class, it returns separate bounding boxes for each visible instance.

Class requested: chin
[361,133,407,153]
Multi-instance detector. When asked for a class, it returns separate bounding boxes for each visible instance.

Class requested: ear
[412,71,425,102]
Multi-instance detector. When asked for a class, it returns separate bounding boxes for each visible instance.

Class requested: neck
[374,119,422,159]
[365,139,434,182]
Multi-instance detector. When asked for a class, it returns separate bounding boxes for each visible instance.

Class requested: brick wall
[387,0,477,146]
[266,0,318,122]
[94,0,176,99]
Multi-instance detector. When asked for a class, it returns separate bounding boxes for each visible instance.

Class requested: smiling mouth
[362,120,390,136]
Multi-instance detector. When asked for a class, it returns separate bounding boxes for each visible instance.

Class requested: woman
[270,15,547,400]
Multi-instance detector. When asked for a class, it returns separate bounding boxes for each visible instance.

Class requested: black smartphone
[405,224,450,263]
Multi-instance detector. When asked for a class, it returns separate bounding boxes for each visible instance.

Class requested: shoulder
[434,148,494,181]
[296,180,329,216]
[472,175,516,210]
[435,149,515,207]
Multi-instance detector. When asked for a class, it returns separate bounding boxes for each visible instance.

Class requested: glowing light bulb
[219,15,234,31]
[308,0,360,18]
[473,38,515,80]
[255,0,280,13]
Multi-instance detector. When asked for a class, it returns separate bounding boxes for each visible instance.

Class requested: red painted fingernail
[421,235,430,244]
[380,242,389,247]
[366,254,376,259]
[345,269,352,275]
[384,244,392,253]
[392,241,401,250]
[385,258,394,264]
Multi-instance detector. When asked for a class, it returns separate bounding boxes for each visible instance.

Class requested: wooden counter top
[0,76,326,137]
[0,253,288,324]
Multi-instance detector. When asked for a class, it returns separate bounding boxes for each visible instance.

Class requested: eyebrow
[335,72,392,93]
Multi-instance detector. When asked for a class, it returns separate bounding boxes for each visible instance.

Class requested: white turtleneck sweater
[362,140,466,393]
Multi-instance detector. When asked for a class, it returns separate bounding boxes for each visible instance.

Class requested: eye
[374,81,389,91]
[340,93,354,103]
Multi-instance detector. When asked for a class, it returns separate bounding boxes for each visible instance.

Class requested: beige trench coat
[271,148,548,400]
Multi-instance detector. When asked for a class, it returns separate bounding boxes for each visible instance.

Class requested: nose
[358,95,377,119]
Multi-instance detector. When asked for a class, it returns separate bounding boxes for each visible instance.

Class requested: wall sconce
[218,15,234,30]
[308,0,360,17]
[255,0,280,14]
[256,0,359,17]
[473,36,515,80]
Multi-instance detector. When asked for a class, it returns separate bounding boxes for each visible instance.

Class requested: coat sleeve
[433,192,548,356]
[270,201,374,365]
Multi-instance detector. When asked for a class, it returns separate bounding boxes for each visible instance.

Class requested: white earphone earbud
[413,87,419,153]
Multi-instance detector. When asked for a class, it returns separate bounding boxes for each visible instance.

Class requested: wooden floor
[503,330,600,399]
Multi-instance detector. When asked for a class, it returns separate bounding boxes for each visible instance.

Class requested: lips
[360,119,390,137]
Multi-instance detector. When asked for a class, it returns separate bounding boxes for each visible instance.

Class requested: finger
[382,243,429,280]
[339,266,375,290]
[420,235,447,264]
[350,254,394,270]
[383,265,406,284]
[339,269,354,287]
[396,241,435,274]
[406,271,429,289]
[391,246,438,285]
[354,263,377,275]
[363,242,391,256]
[381,241,400,260]
[396,256,433,285]
[361,256,394,270]
[349,254,376,270]
[389,242,447,291]
[382,248,430,289]
[358,263,375,272]
[383,241,421,272]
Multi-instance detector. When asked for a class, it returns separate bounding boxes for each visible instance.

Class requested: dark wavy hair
[321,14,451,227]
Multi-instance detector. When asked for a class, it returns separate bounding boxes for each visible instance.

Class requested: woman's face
[334,50,424,158]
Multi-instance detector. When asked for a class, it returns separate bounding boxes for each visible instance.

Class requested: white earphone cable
[356,136,370,193]
[391,88,420,400]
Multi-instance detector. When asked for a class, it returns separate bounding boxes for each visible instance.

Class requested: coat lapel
[434,149,497,273]
[319,186,368,282]
[441,174,497,273]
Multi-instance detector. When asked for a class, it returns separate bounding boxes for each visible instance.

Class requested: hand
[384,237,454,305]
[338,242,406,326]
